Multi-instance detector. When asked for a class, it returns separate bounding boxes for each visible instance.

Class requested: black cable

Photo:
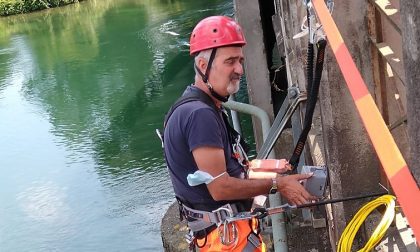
[306,9,314,96]
[289,38,327,169]
[297,191,389,209]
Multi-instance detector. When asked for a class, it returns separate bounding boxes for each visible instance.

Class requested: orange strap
[196,219,266,252]
[312,0,420,244]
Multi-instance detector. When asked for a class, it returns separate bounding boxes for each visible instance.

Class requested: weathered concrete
[269,0,385,248]
[271,0,332,251]
[318,1,381,246]
[161,202,190,252]
[233,0,274,150]
[401,0,420,186]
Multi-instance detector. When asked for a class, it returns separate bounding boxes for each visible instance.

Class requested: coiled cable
[337,194,396,252]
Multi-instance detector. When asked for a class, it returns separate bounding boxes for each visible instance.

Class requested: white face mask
[187,170,226,186]
[226,80,240,95]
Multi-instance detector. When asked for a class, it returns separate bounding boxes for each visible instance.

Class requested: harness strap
[182,203,240,231]
[163,86,249,167]
[221,109,250,157]
[183,203,262,250]
[164,87,218,128]
[187,220,215,233]
[243,232,262,252]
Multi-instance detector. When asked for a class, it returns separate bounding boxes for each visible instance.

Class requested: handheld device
[301,165,327,197]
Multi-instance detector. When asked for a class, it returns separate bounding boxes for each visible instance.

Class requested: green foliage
[0,0,81,16]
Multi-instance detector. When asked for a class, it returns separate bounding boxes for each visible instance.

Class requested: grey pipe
[223,100,271,141]
[228,95,242,135]
[223,100,288,252]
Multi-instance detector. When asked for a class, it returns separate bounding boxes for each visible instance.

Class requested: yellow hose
[337,194,396,252]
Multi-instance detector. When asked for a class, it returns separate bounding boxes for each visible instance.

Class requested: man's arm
[192,146,315,205]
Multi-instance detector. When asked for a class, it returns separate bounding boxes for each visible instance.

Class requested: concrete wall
[233,0,274,150]
[270,0,382,248]
[400,0,420,185]
[318,1,382,245]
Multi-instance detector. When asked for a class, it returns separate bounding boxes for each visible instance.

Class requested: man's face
[209,47,244,96]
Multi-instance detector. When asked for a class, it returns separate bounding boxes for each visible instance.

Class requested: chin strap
[195,48,229,103]
[209,85,229,103]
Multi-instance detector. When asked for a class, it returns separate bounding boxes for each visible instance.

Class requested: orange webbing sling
[196,218,266,252]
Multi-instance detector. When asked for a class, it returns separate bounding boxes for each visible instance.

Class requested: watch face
[270,178,277,194]
[269,186,277,194]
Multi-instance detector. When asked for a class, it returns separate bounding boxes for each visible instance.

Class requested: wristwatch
[269,177,278,194]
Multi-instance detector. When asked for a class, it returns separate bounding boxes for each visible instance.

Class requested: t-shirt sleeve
[186,107,224,152]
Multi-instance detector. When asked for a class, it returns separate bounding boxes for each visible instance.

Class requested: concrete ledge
[161,202,189,252]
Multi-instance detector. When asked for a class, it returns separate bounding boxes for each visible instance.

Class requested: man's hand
[277,173,316,205]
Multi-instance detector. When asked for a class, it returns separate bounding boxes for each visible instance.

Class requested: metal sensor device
[301,165,327,197]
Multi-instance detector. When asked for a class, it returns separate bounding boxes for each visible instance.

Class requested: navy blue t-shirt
[164,86,245,209]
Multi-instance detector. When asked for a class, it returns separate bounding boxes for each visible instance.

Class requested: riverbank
[0,0,83,16]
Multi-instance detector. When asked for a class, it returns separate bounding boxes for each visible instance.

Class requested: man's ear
[197,57,208,73]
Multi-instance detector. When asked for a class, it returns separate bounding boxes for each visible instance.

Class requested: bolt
[289,89,298,98]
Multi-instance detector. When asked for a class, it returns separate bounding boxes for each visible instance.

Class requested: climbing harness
[178,199,261,251]
[175,189,391,252]
[181,191,391,250]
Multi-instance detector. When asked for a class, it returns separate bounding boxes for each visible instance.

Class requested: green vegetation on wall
[0,0,83,16]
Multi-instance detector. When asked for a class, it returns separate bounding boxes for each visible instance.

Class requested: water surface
[0,1,239,251]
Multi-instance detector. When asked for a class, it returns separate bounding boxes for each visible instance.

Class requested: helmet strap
[194,48,229,103]
[207,82,230,103]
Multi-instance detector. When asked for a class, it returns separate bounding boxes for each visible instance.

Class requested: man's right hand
[277,173,316,205]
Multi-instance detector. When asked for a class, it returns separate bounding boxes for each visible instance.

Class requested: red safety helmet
[189,16,246,56]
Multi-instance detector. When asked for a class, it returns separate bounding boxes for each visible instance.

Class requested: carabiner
[218,220,238,246]
[252,207,269,219]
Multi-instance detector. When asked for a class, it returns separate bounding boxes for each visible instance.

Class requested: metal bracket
[256,88,307,159]
[294,0,332,43]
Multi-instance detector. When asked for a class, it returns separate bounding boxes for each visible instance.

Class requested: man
[163,16,314,251]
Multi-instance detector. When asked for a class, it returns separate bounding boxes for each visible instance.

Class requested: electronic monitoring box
[301,165,327,198]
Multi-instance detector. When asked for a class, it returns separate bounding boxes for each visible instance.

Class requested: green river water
[0,0,258,251]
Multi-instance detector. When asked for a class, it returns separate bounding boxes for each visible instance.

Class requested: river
[0,0,257,251]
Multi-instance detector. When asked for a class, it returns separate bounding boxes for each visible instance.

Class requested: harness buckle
[247,232,261,248]
[212,205,234,224]
[218,220,238,246]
